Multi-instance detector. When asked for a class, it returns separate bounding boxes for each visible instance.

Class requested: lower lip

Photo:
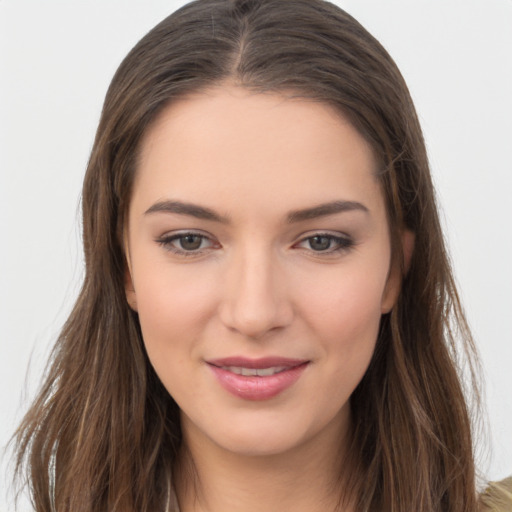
[208,363,309,401]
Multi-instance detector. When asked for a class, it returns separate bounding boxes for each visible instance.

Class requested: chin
[213,425,309,458]
[182,405,347,460]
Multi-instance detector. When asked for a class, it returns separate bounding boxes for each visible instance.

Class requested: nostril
[218,253,294,337]
[218,293,293,339]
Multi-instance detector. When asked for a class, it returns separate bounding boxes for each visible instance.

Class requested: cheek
[132,260,218,362]
[297,261,387,379]
[133,268,219,401]
[302,262,387,335]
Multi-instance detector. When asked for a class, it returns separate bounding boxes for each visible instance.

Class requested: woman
[12,0,510,511]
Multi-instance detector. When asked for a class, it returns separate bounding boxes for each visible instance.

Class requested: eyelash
[294,233,354,254]
[156,232,216,256]
[155,231,354,256]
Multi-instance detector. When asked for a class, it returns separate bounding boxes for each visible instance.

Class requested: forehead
[133,85,384,219]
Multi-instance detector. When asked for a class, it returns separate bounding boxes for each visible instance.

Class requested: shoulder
[479,476,512,512]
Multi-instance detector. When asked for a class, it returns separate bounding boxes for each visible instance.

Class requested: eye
[175,233,207,251]
[296,233,354,254]
[156,231,216,255]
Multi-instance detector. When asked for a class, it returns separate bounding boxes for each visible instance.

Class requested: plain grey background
[1,1,511,509]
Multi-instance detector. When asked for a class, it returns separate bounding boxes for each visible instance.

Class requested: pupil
[180,235,202,250]
[310,236,331,251]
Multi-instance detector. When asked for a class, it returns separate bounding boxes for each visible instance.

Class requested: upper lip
[207,357,309,369]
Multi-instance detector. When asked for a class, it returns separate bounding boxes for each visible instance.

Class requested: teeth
[222,366,287,377]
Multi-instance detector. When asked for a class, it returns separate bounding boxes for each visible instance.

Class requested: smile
[219,366,288,377]
[207,357,309,401]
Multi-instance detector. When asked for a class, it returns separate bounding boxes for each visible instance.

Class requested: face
[125,86,400,458]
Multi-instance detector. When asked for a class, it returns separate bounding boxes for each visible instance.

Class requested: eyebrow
[145,200,230,223]
[287,200,369,223]
[144,199,369,224]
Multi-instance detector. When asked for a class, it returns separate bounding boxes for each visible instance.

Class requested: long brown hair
[14,0,482,510]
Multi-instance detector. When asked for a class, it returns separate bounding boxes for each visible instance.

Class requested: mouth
[206,357,309,401]
[215,365,289,377]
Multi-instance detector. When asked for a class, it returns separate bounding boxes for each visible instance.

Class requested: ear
[401,229,415,274]
[124,253,138,312]
[381,229,415,313]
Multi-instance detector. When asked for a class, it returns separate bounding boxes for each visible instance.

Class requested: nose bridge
[220,241,292,338]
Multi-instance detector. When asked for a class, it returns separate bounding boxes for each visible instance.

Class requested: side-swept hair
[15,1,481,510]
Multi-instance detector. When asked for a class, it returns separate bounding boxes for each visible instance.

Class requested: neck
[174,414,356,512]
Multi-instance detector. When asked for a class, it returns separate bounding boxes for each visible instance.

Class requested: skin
[125,86,404,512]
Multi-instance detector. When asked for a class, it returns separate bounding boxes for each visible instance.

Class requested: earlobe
[381,229,415,314]
[123,234,139,311]
[402,229,415,274]
[125,273,138,312]
[124,257,138,312]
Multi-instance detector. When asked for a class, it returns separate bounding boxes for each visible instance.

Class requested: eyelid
[293,231,354,254]
[155,230,219,256]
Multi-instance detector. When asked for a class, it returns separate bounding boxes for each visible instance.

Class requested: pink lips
[207,357,309,401]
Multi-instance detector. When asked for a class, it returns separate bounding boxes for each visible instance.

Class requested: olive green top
[480,477,512,511]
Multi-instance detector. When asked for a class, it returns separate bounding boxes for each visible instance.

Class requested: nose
[218,247,294,340]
